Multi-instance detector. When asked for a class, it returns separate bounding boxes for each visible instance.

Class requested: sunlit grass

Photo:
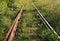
[0,0,60,41]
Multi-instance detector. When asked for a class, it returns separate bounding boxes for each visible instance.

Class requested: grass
[0,0,60,41]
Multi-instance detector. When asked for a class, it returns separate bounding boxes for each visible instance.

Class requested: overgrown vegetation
[0,0,60,41]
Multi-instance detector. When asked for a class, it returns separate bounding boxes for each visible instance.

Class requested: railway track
[31,0,60,39]
[3,0,60,41]
[3,6,23,41]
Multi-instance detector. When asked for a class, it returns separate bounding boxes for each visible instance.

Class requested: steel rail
[3,6,23,41]
[31,0,60,39]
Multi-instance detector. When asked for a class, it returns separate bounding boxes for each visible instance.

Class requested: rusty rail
[3,7,23,41]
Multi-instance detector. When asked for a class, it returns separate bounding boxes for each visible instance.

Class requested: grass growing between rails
[0,0,60,41]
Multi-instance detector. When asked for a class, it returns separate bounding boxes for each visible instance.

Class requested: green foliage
[0,0,60,41]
